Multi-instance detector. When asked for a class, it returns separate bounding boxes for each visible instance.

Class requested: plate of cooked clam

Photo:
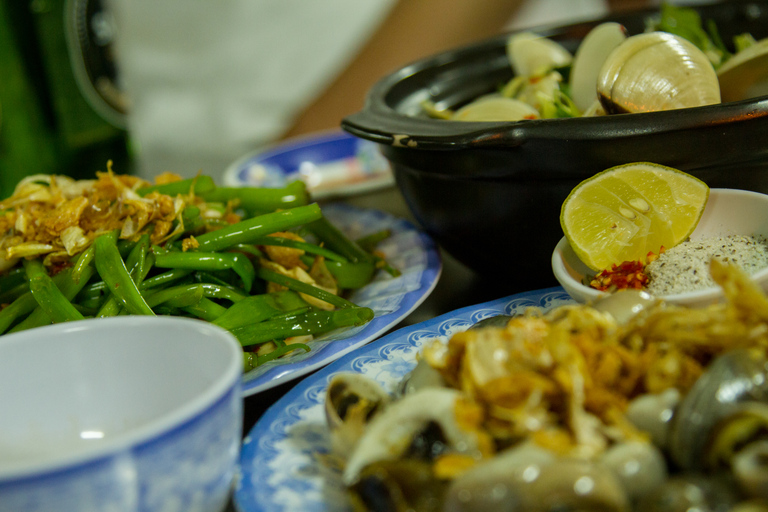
[235,259,768,511]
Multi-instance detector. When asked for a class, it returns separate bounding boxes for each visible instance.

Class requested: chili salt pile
[645,235,768,295]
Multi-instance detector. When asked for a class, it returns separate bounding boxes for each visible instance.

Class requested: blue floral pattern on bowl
[235,288,573,511]
[0,379,242,512]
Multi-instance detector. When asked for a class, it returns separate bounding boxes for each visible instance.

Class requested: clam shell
[732,439,768,501]
[570,22,628,112]
[324,372,390,430]
[452,95,540,122]
[324,372,390,455]
[597,32,721,114]
[590,289,660,325]
[718,38,768,103]
[395,358,446,397]
[443,442,556,512]
[506,31,572,77]
[668,349,768,471]
[600,441,668,502]
[341,388,486,485]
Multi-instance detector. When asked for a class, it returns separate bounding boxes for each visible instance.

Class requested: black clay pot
[342,1,768,292]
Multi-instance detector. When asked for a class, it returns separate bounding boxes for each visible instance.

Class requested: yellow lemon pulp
[560,162,710,271]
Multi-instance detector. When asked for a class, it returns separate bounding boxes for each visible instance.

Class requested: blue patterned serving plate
[241,202,441,396]
[234,287,574,511]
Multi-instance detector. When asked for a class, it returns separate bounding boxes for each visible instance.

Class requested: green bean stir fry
[0,169,395,371]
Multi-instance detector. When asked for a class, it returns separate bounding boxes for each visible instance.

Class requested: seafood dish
[325,260,768,511]
[423,4,767,122]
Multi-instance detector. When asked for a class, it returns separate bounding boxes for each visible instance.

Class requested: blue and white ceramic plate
[234,287,574,511]
[241,202,441,396]
[224,131,394,200]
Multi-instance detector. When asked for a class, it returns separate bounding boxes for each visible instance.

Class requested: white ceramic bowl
[0,316,243,512]
[552,188,768,307]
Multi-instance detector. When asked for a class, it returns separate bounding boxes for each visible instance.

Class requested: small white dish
[552,188,768,307]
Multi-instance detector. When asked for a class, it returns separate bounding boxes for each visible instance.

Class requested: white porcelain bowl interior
[0,316,243,512]
[552,188,768,307]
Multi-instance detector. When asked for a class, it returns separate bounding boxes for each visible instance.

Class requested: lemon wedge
[560,162,709,271]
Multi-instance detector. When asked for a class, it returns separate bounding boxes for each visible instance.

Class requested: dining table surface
[226,184,555,511]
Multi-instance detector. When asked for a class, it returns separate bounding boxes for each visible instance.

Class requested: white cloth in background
[506,0,610,30]
[107,0,396,180]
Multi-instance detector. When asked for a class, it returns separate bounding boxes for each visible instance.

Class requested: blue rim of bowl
[0,317,242,481]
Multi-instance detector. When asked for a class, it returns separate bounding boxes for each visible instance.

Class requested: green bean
[355,229,392,252]
[145,284,204,308]
[117,239,136,259]
[182,205,201,221]
[23,259,84,324]
[93,230,154,316]
[0,281,30,305]
[212,290,308,330]
[96,296,122,318]
[8,306,52,332]
[75,279,108,299]
[351,229,401,278]
[193,203,323,252]
[125,234,151,284]
[183,297,228,321]
[94,237,153,318]
[0,266,26,290]
[306,216,372,263]
[193,272,246,292]
[256,267,356,309]
[373,255,401,278]
[230,306,374,347]
[266,306,312,321]
[141,268,193,289]
[249,236,348,262]
[196,282,246,302]
[0,268,99,333]
[77,295,108,312]
[199,180,309,212]
[72,304,98,317]
[136,175,216,197]
[243,352,256,372]
[0,289,40,333]
[71,246,95,284]
[229,244,264,259]
[143,282,242,309]
[325,260,376,289]
[242,342,311,370]
[154,251,255,292]
[10,265,96,332]
[191,270,235,288]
